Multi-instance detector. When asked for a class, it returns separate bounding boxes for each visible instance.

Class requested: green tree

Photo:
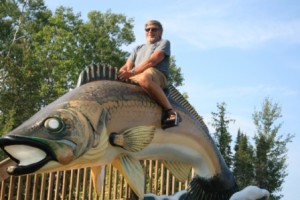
[253,97,293,200]
[78,9,135,67]
[211,102,235,168]
[31,6,84,106]
[233,129,255,189]
[0,0,51,134]
[169,56,184,87]
[0,1,135,137]
[31,7,135,105]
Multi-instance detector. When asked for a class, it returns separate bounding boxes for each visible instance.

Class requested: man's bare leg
[132,72,179,128]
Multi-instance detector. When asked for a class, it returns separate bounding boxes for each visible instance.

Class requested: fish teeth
[5,145,47,166]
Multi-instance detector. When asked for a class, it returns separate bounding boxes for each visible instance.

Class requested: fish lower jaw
[4,145,48,174]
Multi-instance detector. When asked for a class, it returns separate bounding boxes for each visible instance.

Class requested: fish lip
[0,135,57,176]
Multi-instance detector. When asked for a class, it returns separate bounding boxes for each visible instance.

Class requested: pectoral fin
[109,126,155,152]
[112,154,144,199]
[91,166,105,195]
[163,160,192,182]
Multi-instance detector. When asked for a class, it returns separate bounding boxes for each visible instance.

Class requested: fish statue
[0,63,238,199]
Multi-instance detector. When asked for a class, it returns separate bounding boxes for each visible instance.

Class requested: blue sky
[45,0,300,199]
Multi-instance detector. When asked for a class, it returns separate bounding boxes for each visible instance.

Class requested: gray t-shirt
[128,39,171,78]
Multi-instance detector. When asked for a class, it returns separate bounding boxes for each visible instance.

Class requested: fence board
[0,161,192,199]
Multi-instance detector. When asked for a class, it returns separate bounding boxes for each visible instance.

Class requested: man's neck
[147,38,161,44]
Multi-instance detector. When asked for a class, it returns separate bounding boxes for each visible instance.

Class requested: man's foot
[161,109,180,129]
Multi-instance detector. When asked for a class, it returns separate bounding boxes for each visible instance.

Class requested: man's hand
[118,69,135,81]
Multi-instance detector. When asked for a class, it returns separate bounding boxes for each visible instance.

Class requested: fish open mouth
[0,136,56,175]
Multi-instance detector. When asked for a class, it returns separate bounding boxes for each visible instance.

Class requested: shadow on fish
[0,64,239,199]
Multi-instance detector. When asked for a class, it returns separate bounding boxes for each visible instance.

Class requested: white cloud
[162,2,300,49]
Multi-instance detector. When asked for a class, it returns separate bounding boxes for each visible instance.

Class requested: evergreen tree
[253,98,293,200]
[211,102,235,168]
[233,129,255,189]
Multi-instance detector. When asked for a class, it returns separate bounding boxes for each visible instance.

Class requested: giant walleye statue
[0,64,238,199]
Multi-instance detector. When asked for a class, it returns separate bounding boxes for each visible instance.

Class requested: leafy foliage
[169,56,184,87]
[0,0,136,137]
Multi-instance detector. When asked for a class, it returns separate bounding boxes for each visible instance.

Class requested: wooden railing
[0,159,193,200]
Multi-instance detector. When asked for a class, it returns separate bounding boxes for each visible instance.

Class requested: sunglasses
[145,28,160,32]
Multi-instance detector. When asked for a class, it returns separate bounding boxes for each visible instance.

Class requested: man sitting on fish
[118,20,180,129]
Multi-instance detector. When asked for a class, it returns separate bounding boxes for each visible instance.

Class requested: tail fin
[184,175,238,200]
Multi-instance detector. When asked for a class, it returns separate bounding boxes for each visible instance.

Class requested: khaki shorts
[130,68,168,88]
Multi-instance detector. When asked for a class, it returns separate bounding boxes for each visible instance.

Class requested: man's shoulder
[155,40,170,49]
[159,39,170,44]
[155,39,170,51]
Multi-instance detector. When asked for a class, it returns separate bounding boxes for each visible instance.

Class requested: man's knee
[138,73,152,88]
[136,72,152,88]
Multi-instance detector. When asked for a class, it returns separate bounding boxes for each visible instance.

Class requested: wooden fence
[0,160,194,200]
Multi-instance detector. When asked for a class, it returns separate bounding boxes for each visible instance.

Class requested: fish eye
[44,117,65,132]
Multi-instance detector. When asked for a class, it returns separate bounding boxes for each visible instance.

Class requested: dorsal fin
[168,85,209,133]
[76,63,119,87]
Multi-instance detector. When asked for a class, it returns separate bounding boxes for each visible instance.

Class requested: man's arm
[134,50,165,74]
[118,59,135,80]
[119,59,134,72]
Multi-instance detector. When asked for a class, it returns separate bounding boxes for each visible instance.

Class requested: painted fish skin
[0,102,101,173]
[0,64,238,199]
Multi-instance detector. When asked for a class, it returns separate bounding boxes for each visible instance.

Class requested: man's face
[145,24,162,44]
